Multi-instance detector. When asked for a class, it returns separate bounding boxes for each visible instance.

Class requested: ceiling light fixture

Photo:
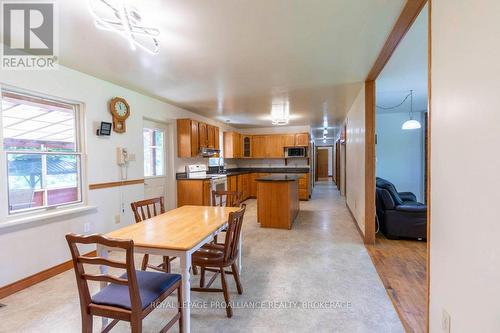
[323,128,328,135]
[401,90,421,130]
[88,0,160,54]
[271,99,290,126]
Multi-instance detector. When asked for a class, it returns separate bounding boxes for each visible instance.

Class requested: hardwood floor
[367,234,427,333]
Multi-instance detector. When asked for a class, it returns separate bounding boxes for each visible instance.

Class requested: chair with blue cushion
[66,233,183,333]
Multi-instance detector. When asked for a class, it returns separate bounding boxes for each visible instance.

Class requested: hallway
[0,182,403,333]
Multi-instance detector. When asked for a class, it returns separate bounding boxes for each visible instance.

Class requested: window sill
[0,205,97,233]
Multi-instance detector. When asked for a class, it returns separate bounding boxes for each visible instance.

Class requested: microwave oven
[285,147,307,158]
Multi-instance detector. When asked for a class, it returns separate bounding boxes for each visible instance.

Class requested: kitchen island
[256,175,300,229]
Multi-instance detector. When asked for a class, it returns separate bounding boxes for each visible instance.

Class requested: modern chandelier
[88,0,160,54]
[270,99,290,126]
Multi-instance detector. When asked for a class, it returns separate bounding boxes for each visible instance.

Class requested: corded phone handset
[117,147,129,166]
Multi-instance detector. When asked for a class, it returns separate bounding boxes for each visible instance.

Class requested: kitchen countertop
[255,174,300,182]
[176,167,310,180]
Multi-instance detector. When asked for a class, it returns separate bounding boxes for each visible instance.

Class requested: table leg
[179,252,191,333]
[97,244,109,328]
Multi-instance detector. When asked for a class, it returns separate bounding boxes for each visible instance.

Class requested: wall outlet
[83,222,91,233]
[114,214,121,224]
[442,309,451,332]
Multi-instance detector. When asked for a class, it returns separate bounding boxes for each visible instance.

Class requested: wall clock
[109,97,130,133]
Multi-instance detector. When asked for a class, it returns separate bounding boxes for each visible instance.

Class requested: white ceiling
[49,0,405,128]
[376,4,428,115]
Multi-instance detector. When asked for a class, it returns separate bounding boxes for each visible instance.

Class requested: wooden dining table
[97,205,241,333]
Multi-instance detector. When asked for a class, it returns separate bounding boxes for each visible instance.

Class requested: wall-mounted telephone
[116,147,129,165]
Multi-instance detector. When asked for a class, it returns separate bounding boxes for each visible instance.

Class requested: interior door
[143,120,168,201]
[317,148,329,179]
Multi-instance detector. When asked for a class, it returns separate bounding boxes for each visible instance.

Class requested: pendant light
[401,90,421,130]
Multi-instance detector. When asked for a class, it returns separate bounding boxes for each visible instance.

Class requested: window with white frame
[143,127,164,177]
[1,90,83,215]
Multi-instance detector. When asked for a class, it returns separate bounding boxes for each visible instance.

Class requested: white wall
[345,86,365,234]
[0,65,234,286]
[376,111,425,201]
[430,1,500,332]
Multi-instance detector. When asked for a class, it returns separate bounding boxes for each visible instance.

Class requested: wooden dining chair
[191,204,246,318]
[65,233,183,333]
[131,197,175,273]
[211,190,242,244]
[211,190,242,208]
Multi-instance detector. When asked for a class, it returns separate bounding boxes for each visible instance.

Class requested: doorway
[364,2,429,332]
[143,119,169,203]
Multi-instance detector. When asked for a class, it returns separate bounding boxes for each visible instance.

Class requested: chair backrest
[211,190,242,207]
[65,233,142,312]
[376,177,403,206]
[131,197,165,223]
[222,204,246,263]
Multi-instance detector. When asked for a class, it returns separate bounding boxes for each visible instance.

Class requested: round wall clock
[109,97,130,133]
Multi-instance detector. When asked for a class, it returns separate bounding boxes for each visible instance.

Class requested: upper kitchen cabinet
[177,119,220,157]
[251,135,267,158]
[207,125,215,148]
[198,122,208,148]
[223,131,242,158]
[266,135,284,158]
[282,134,296,147]
[214,127,220,149]
[295,133,310,146]
[177,119,199,157]
[242,135,252,158]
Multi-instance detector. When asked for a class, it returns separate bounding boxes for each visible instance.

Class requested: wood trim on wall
[89,179,144,190]
[0,251,96,300]
[426,1,432,331]
[364,80,376,245]
[366,0,428,81]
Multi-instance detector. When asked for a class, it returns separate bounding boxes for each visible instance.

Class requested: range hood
[199,147,220,157]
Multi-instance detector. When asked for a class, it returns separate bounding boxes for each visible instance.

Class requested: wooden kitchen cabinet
[224,132,242,158]
[237,173,250,200]
[242,136,252,158]
[298,173,310,200]
[214,127,220,149]
[177,119,199,157]
[207,125,215,148]
[282,134,296,147]
[266,135,284,158]
[227,175,238,192]
[251,135,267,158]
[177,179,211,206]
[199,122,208,148]
[295,133,309,147]
[249,173,258,197]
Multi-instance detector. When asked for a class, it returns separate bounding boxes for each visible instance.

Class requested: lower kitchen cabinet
[177,180,211,206]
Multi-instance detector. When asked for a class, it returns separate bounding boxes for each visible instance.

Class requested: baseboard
[346,203,365,241]
[0,250,96,300]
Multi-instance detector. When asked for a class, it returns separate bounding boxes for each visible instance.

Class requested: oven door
[211,178,228,205]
